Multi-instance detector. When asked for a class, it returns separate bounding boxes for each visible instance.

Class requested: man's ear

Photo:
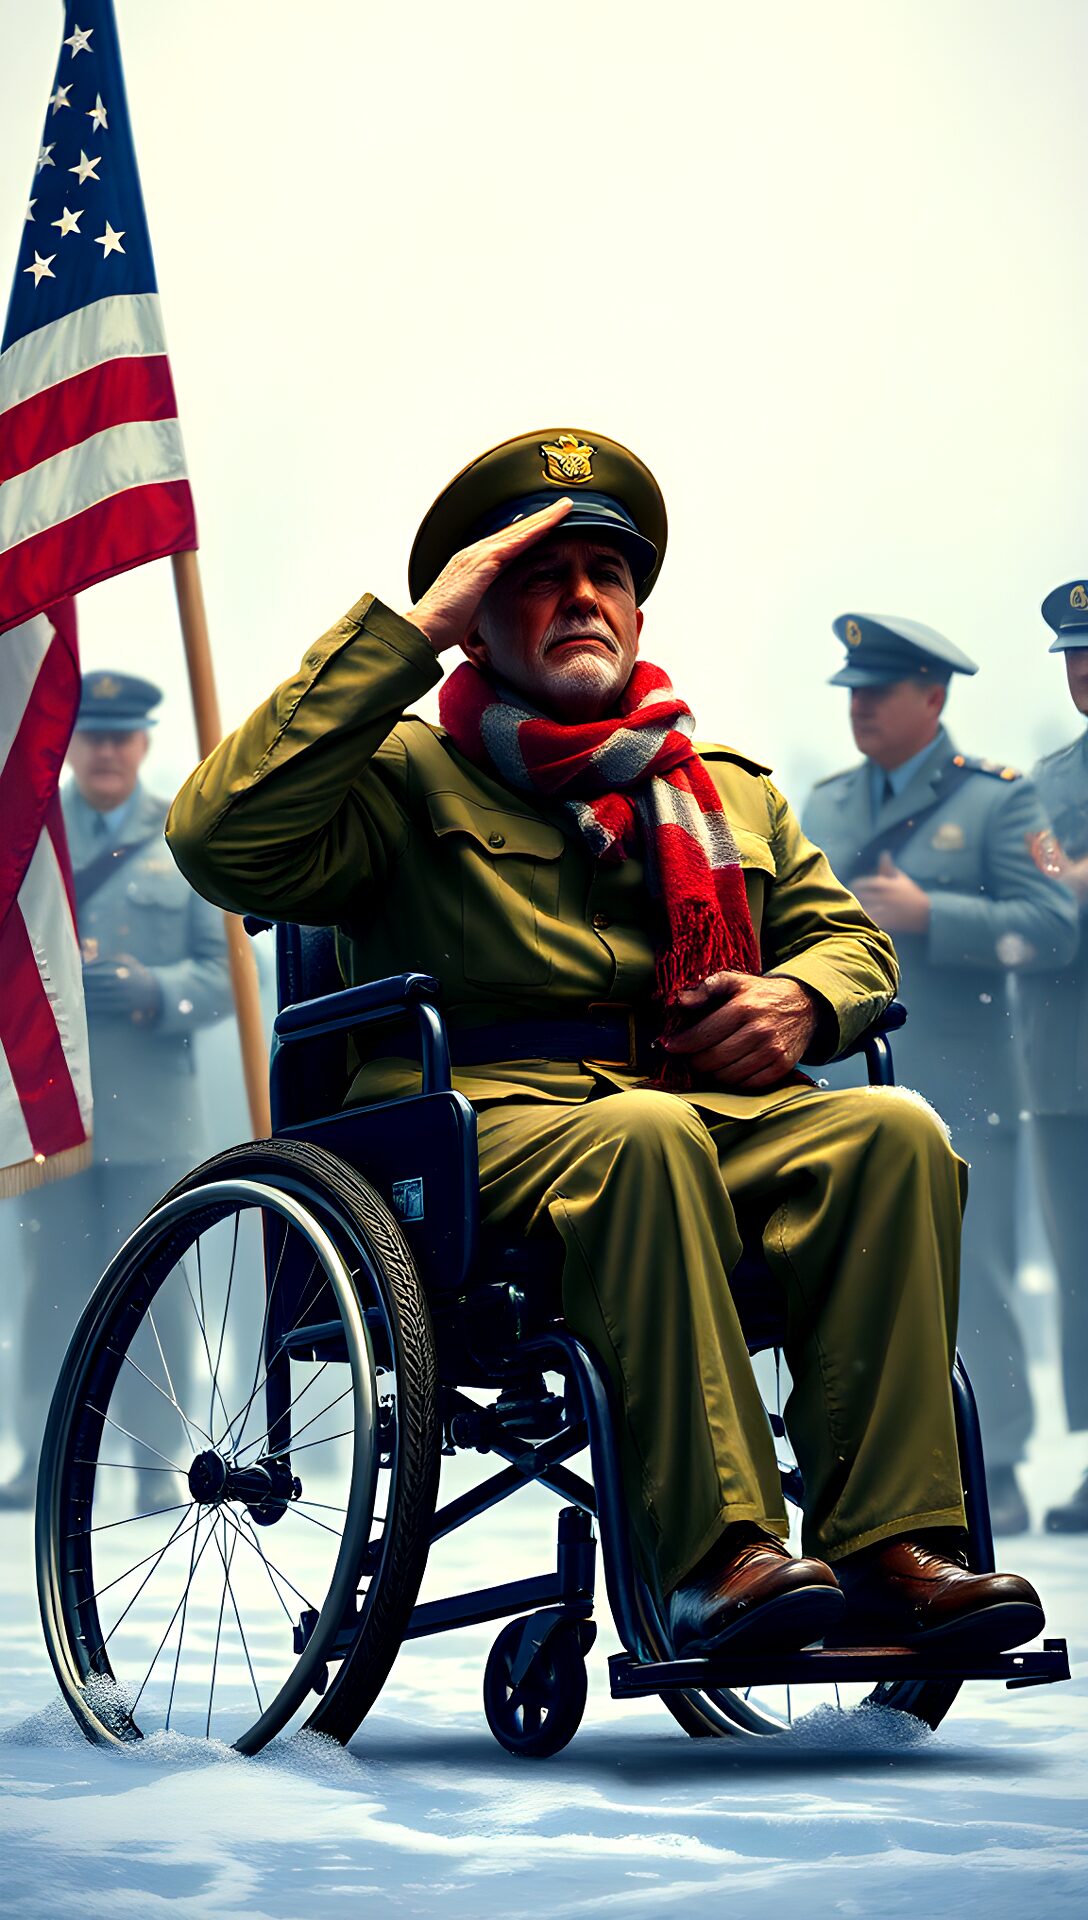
[461,627,488,666]
[635,608,645,643]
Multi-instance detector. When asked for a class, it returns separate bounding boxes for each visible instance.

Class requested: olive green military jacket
[166,596,898,1120]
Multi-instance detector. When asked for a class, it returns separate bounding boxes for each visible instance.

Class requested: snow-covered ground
[1,1364,1084,1920]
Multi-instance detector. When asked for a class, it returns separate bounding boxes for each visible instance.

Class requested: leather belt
[447,1006,659,1074]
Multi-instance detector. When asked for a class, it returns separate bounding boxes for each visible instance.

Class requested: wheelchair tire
[36,1139,439,1755]
[483,1617,589,1758]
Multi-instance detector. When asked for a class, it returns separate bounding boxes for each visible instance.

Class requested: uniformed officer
[803,616,1078,1534]
[0,672,231,1509]
[1020,583,1088,1530]
[167,429,1044,1655]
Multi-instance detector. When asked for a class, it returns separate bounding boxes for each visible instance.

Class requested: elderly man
[168,429,1043,1658]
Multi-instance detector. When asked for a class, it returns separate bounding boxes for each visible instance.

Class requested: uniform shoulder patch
[951,754,1021,782]
[694,740,773,776]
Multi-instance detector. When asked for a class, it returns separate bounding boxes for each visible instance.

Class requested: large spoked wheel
[36,1140,438,1755]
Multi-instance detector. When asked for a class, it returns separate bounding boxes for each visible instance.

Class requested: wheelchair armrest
[830,997,907,1088]
[273,972,451,1094]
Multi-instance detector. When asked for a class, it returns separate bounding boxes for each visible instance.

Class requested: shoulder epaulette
[694,741,773,776]
[950,753,1021,782]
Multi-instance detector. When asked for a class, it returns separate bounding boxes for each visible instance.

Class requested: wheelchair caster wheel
[483,1615,590,1758]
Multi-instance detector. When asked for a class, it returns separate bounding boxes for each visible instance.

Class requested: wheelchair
[35,922,1070,1758]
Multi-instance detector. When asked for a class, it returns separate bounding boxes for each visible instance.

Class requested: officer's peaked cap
[408,428,667,606]
[829,613,978,688]
[76,671,162,732]
[1041,580,1088,653]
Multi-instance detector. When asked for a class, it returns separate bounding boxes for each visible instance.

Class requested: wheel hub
[187,1449,300,1522]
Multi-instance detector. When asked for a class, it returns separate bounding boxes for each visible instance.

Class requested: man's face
[465,535,644,721]
[848,678,945,770]
[67,728,149,809]
[1064,646,1088,717]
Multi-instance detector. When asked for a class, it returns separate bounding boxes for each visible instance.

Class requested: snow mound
[784,1701,931,1751]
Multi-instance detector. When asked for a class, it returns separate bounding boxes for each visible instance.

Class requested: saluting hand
[1027,829,1088,904]
[660,971,819,1090]
[402,497,574,654]
[852,851,932,933]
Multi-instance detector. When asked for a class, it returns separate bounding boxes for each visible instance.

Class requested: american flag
[0,1,196,1189]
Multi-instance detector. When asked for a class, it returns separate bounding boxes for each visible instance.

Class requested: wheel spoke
[227,1511,294,1623]
[146,1306,202,1453]
[90,1505,198,1657]
[206,1514,239,1738]
[68,1501,191,1538]
[217,1255,332,1456]
[117,1350,213,1447]
[233,1360,331,1463]
[265,1426,355,1458]
[219,1505,316,1613]
[210,1518,263,1717]
[281,1503,344,1542]
[259,1382,354,1458]
[129,1514,220,1716]
[181,1255,233,1442]
[93,1510,201,1601]
[87,1407,184,1472]
[165,1517,202,1729]
[208,1212,241,1439]
[213,1219,294,1453]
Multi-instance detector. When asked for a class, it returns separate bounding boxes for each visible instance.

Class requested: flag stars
[26,198,37,222]
[52,206,83,238]
[94,222,125,258]
[24,251,57,286]
[87,94,109,132]
[36,143,56,174]
[50,84,74,114]
[70,150,102,185]
[64,24,94,58]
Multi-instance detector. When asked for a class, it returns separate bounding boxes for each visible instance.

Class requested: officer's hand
[852,852,932,933]
[403,498,575,654]
[1027,829,1088,903]
[660,971,819,1089]
[82,955,163,1024]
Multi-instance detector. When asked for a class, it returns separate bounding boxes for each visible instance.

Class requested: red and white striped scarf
[439,660,762,1066]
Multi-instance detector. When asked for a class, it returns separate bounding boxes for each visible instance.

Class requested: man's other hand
[661,971,819,1089]
[853,851,932,933]
[82,955,163,1024]
[402,497,574,654]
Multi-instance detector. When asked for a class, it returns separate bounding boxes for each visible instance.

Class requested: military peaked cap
[1041,580,1088,652]
[76,671,162,732]
[828,613,979,688]
[408,428,668,606]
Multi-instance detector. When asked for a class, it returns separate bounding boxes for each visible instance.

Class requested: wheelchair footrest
[609,1636,1071,1697]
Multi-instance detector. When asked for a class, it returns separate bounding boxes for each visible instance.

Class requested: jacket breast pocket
[118,865,188,957]
[426,792,565,987]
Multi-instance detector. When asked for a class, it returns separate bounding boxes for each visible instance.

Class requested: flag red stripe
[44,790,78,934]
[0,480,197,636]
[0,623,79,926]
[0,906,86,1158]
[0,355,181,487]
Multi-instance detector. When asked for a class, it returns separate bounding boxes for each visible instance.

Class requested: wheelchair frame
[257,921,1070,1740]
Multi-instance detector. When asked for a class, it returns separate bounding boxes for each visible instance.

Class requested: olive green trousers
[475,1083,969,1594]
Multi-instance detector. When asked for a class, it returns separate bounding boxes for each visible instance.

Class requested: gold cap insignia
[845,619,862,647]
[91,674,122,698]
[540,434,595,486]
[1070,584,1088,611]
[931,821,966,851]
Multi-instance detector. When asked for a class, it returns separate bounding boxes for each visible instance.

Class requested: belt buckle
[585,1003,638,1072]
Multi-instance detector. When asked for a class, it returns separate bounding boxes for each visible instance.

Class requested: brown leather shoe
[830,1537,1045,1652]
[665,1524,844,1657]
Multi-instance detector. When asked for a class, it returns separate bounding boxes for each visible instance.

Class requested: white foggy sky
[2,0,1085,804]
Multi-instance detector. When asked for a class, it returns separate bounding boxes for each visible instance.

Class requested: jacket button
[488,832,506,848]
[592,912,610,930]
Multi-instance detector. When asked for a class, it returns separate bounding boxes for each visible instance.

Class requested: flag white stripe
[0,611,52,769]
[0,1027,35,1169]
[0,417,188,556]
[0,292,167,416]
[18,828,92,1135]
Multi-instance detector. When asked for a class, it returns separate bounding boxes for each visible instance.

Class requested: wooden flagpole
[171,549,271,1138]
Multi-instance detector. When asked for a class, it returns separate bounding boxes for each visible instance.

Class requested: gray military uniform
[15,780,231,1464]
[1019,727,1088,1430]
[803,724,1078,1465]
